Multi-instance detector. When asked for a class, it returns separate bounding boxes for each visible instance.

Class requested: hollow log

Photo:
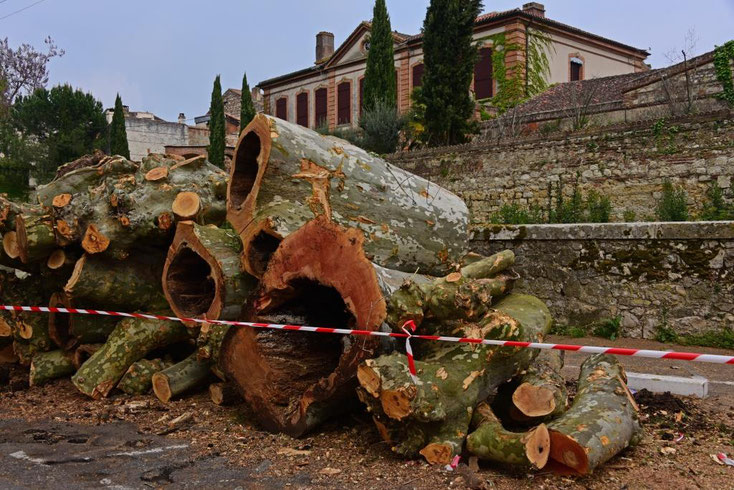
[466,402,550,469]
[16,213,57,264]
[64,254,168,311]
[71,317,190,399]
[356,293,552,465]
[227,114,469,277]
[48,292,120,350]
[512,350,567,420]
[117,358,171,395]
[163,221,257,323]
[546,354,642,475]
[152,353,211,402]
[209,382,240,406]
[29,350,76,386]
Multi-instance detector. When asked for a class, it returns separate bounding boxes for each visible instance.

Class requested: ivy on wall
[481,27,553,113]
[713,40,734,106]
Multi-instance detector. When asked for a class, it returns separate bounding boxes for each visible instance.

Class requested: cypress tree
[239,72,256,133]
[208,75,225,169]
[417,0,482,145]
[362,0,397,112]
[109,93,130,159]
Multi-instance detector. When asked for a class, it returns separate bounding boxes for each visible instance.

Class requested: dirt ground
[1,362,733,490]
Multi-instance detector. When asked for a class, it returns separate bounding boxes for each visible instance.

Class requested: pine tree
[239,72,257,133]
[109,93,130,159]
[208,75,225,169]
[362,0,397,112]
[417,0,482,145]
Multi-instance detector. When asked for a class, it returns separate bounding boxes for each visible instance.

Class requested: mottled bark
[547,354,642,475]
[0,196,41,233]
[71,317,190,399]
[196,323,229,380]
[466,402,550,469]
[163,221,257,323]
[117,358,171,395]
[512,350,567,420]
[357,294,552,465]
[29,350,76,386]
[15,213,57,264]
[152,353,211,402]
[228,114,469,277]
[64,254,168,311]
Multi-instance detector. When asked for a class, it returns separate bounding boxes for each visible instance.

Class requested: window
[275,97,287,120]
[570,57,583,81]
[315,88,328,127]
[359,78,365,116]
[412,63,424,88]
[296,92,309,127]
[474,47,493,99]
[337,81,351,125]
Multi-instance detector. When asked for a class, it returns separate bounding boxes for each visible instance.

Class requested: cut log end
[526,424,551,469]
[356,364,381,398]
[151,372,173,403]
[513,382,557,418]
[14,215,29,263]
[172,192,201,219]
[52,193,72,208]
[243,227,281,278]
[81,225,110,254]
[47,249,67,270]
[381,388,414,421]
[228,116,267,213]
[145,166,169,181]
[3,231,19,259]
[419,443,453,465]
[548,430,589,475]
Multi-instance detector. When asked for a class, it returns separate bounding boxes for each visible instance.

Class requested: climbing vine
[713,40,734,106]
[481,27,553,113]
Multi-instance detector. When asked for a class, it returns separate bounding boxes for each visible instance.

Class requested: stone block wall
[388,113,734,225]
[471,222,734,338]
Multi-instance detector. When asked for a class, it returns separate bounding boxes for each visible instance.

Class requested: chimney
[316,31,335,63]
[522,2,545,18]
[178,113,186,125]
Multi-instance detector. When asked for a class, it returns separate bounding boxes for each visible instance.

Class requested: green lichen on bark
[29,350,76,386]
[152,353,211,402]
[117,358,171,395]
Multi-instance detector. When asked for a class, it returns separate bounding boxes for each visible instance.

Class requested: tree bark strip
[227,114,469,277]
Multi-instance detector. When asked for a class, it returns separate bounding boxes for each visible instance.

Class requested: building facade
[257,2,649,130]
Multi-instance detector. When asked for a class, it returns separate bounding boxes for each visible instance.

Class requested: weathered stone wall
[471,222,734,338]
[388,113,734,224]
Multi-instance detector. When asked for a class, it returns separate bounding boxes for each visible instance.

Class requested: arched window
[315,88,328,127]
[570,57,584,81]
[275,97,287,120]
[337,81,351,125]
[296,92,309,127]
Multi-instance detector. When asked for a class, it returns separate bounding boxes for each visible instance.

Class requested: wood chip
[320,467,341,476]
[277,447,312,457]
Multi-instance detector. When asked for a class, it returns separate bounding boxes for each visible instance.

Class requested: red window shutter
[276,97,287,120]
[337,82,351,125]
[474,48,493,99]
[570,61,582,81]
[315,88,328,127]
[412,63,424,88]
[359,78,365,116]
[296,92,309,127]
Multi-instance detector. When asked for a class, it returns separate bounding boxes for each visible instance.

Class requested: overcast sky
[3,0,733,121]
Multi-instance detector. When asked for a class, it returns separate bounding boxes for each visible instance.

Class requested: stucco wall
[125,118,210,162]
[471,222,734,338]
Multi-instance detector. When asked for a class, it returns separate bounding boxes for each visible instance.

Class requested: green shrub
[700,182,734,221]
[586,189,612,223]
[656,179,688,221]
[680,328,734,350]
[359,99,404,154]
[550,324,587,338]
[592,316,621,340]
[622,210,637,222]
[654,324,678,343]
[490,203,544,224]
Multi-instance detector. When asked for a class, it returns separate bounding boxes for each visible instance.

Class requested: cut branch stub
[171,192,201,219]
[16,214,57,264]
[145,166,169,181]
[163,221,257,323]
[52,193,72,208]
[81,224,110,254]
[220,218,386,437]
[2,231,20,259]
[512,350,567,420]
[46,249,67,270]
[227,114,470,278]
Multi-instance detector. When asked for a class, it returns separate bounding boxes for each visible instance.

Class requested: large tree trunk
[546,354,642,475]
[162,221,257,324]
[512,350,567,421]
[71,317,191,399]
[356,293,552,465]
[226,114,469,277]
[36,154,228,259]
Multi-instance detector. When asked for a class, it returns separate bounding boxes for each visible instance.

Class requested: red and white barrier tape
[2,305,733,372]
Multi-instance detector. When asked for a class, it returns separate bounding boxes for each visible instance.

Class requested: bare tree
[0,36,64,105]
[492,107,526,143]
[659,28,700,116]
[565,80,600,130]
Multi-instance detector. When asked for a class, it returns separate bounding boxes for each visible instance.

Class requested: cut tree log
[512,350,567,420]
[117,358,171,395]
[466,402,550,469]
[152,353,211,402]
[48,292,120,350]
[227,114,469,277]
[71,317,190,399]
[72,343,102,369]
[196,323,230,380]
[163,221,257,323]
[2,231,20,259]
[64,254,168,311]
[356,293,552,465]
[29,350,76,386]
[209,382,240,406]
[546,354,642,475]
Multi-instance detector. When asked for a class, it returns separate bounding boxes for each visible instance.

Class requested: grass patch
[655,325,734,349]
[550,323,587,338]
[591,316,621,340]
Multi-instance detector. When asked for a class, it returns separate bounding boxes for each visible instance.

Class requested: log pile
[0,116,642,476]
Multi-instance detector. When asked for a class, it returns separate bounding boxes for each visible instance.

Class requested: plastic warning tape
[2,305,733,366]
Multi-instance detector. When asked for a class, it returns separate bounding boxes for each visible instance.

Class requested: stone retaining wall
[471,222,734,338]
